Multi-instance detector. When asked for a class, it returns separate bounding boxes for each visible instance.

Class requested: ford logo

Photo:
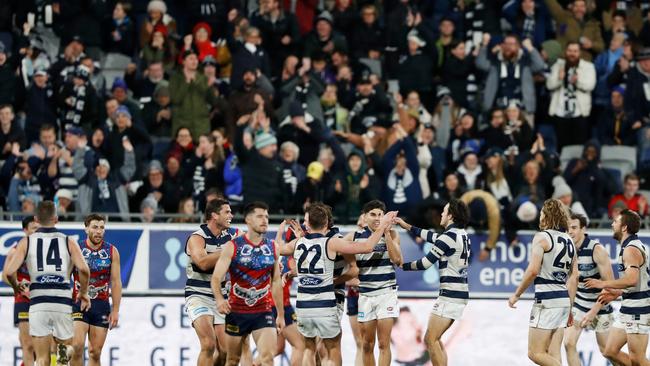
[552,272,568,282]
[299,277,323,286]
[36,275,65,283]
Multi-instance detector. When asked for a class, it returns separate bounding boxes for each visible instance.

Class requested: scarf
[98,179,111,200]
[63,83,86,129]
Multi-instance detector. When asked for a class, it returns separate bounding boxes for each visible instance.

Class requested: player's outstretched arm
[187,235,220,272]
[69,237,91,311]
[334,255,359,285]
[385,228,403,266]
[329,212,396,256]
[401,231,458,271]
[509,232,547,308]
[109,246,122,329]
[586,246,643,290]
[211,242,234,314]
[272,243,285,331]
[395,217,437,244]
[3,239,27,292]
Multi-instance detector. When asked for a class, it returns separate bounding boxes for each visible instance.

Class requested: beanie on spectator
[541,40,562,65]
[147,0,167,14]
[436,86,451,99]
[75,65,90,81]
[192,22,213,39]
[55,189,74,201]
[112,78,128,92]
[98,158,111,170]
[153,24,169,38]
[316,11,334,25]
[636,47,650,61]
[154,81,170,98]
[141,195,159,211]
[407,30,426,47]
[516,201,538,222]
[114,105,132,119]
[612,85,625,95]
[254,132,277,150]
[552,181,573,200]
[289,101,305,118]
[147,160,164,175]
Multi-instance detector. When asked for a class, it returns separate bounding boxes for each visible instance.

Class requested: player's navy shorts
[347,294,359,316]
[225,311,274,336]
[73,300,111,328]
[272,305,297,326]
[14,302,29,325]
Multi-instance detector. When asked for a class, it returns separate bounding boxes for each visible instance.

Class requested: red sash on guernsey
[14,264,30,303]
[228,235,276,313]
[73,240,113,301]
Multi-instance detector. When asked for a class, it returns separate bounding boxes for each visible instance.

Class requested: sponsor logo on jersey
[36,274,65,283]
[552,271,568,282]
[299,276,324,286]
[88,284,108,299]
[233,283,270,306]
[617,264,625,272]
[578,263,596,271]
[459,268,468,277]
[373,244,387,252]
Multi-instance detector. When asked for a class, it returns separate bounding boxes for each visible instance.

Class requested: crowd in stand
[0,0,650,240]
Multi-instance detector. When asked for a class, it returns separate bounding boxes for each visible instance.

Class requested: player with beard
[185,198,241,366]
[2,217,40,366]
[211,201,285,366]
[586,209,650,366]
[509,199,578,366]
[71,214,122,366]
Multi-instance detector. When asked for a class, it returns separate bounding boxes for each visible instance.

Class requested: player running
[280,203,397,366]
[396,198,471,366]
[4,201,91,366]
[211,201,284,366]
[70,214,122,366]
[2,217,40,366]
[563,213,616,366]
[586,209,649,366]
[509,199,578,366]
[342,200,402,366]
[185,198,240,366]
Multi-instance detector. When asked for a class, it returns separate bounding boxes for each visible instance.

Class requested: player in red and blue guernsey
[71,214,122,366]
[2,216,40,366]
[211,201,285,366]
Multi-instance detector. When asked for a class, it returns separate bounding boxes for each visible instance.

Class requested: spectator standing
[381,129,422,216]
[170,49,218,138]
[562,140,607,217]
[476,34,546,116]
[0,105,26,160]
[544,0,604,61]
[502,0,554,49]
[547,42,596,149]
[143,82,172,138]
[139,0,177,49]
[441,40,477,109]
[397,31,434,108]
[140,24,178,72]
[350,4,385,60]
[0,41,18,107]
[230,27,272,92]
[596,86,637,145]
[251,0,300,78]
[58,65,98,133]
[624,48,650,133]
[302,11,348,59]
[23,70,56,144]
[104,2,135,56]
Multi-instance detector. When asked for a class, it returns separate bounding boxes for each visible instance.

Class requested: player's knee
[602,346,618,360]
[199,336,217,354]
[629,350,645,366]
[377,338,390,351]
[563,336,577,350]
[88,346,102,361]
[362,338,375,353]
[72,342,84,358]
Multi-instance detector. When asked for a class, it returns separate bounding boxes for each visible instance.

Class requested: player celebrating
[280,204,397,365]
[211,201,284,366]
[586,209,649,366]
[71,214,122,366]
[342,200,402,366]
[185,198,239,366]
[397,199,471,366]
[509,199,578,366]
[563,213,616,366]
[4,201,91,366]
[2,217,40,366]
[271,253,304,366]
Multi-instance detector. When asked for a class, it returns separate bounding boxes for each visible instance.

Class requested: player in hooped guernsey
[4,201,91,366]
[71,214,122,366]
[585,209,650,366]
[185,198,240,366]
[211,202,285,366]
[2,217,40,366]
[509,199,578,366]
[397,199,472,366]
[279,203,397,366]
[563,213,615,366]
[342,200,402,366]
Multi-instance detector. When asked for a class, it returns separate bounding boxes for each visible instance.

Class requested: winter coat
[170,71,218,137]
[547,58,597,118]
[544,0,605,61]
[381,137,422,216]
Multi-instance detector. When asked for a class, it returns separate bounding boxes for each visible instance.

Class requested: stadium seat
[603,168,623,193]
[559,145,584,170]
[601,145,637,183]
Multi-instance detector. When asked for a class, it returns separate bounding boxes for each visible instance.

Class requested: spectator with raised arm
[381,126,422,217]
[544,0,604,61]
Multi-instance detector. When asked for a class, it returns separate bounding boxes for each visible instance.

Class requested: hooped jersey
[354,227,396,296]
[25,228,73,313]
[293,233,337,315]
[433,226,471,304]
[575,235,612,315]
[534,230,575,308]
[73,240,113,301]
[185,224,240,301]
[617,235,650,316]
[228,235,276,313]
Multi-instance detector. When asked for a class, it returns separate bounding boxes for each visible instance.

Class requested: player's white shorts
[613,312,650,334]
[431,298,467,321]
[336,300,345,320]
[358,291,399,322]
[572,307,612,332]
[30,310,73,340]
[296,310,341,339]
[529,304,570,330]
[186,295,226,325]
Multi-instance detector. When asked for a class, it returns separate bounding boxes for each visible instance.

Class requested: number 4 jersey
[25,228,73,313]
[534,230,575,308]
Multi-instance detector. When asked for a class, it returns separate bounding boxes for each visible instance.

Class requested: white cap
[517,201,538,223]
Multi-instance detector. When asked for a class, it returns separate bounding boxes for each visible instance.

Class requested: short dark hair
[624,173,640,183]
[307,204,329,231]
[205,198,229,221]
[243,201,269,217]
[40,124,56,133]
[0,104,13,113]
[566,41,581,50]
[36,201,56,225]
[447,199,470,228]
[612,10,626,20]
[84,213,106,227]
[22,216,35,230]
[620,209,641,235]
[504,33,520,43]
[569,212,588,228]
[362,200,386,214]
